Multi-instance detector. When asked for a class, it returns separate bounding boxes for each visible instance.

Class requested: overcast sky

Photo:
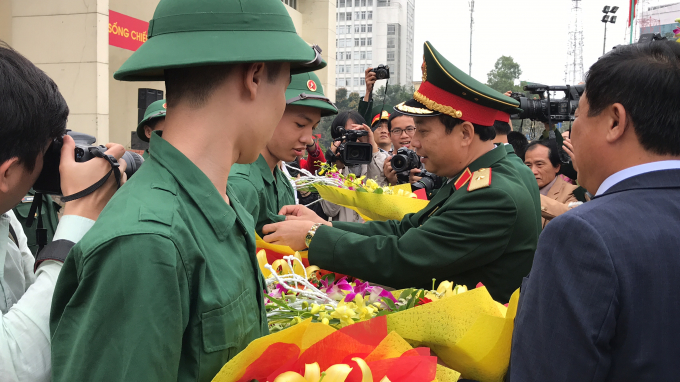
[412,0,670,86]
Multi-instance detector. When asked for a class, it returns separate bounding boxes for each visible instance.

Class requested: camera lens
[392,155,407,172]
[348,147,362,159]
[121,151,144,179]
[75,147,85,161]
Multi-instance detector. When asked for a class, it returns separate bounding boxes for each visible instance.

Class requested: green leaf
[268,296,294,311]
[399,288,414,300]
[381,297,398,311]
[321,273,335,285]
[357,188,369,193]
[373,188,384,194]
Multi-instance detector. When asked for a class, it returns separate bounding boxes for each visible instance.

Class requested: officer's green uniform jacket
[50,132,268,382]
[142,148,150,160]
[309,146,540,303]
[12,190,60,255]
[505,144,542,233]
[229,155,295,238]
[358,99,373,125]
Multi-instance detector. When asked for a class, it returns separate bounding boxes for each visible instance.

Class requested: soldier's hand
[262,220,320,251]
[383,156,398,185]
[60,135,127,220]
[279,204,327,224]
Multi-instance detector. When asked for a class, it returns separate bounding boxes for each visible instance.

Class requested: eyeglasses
[390,127,416,136]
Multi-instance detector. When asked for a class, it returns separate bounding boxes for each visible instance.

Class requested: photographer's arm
[0,136,125,382]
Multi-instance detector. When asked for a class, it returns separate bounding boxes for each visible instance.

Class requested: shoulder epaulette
[467,168,492,192]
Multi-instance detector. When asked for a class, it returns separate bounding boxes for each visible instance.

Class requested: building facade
[639,2,680,38]
[0,0,336,149]
[334,0,415,94]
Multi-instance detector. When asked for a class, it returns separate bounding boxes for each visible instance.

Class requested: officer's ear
[459,121,475,147]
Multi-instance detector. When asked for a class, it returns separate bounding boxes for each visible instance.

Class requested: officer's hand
[409,168,423,184]
[279,204,328,225]
[263,220,320,251]
[563,138,578,173]
[504,91,512,97]
[364,67,377,95]
[60,135,127,220]
[383,156,398,185]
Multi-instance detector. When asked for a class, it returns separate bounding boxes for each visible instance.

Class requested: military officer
[229,72,337,237]
[136,99,167,160]
[49,0,325,381]
[263,42,541,303]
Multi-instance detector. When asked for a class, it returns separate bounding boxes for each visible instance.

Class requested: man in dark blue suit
[509,41,680,381]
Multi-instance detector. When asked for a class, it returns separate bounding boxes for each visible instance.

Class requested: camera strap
[25,192,48,254]
[60,147,122,203]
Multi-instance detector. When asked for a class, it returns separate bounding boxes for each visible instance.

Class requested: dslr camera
[329,125,373,165]
[509,83,584,123]
[372,64,390,80]
[390,147,443,197]
[33,131,143,195]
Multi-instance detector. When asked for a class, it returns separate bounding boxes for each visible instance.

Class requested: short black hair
[165,62,285,109]
[525,140,561,168]
[387,110,411,132]
[493,120,512,136]
[437,114,496,141]
[586,40,680,156]
[331,110,366,129]
[0,41,68,171]
[507,131,529,161]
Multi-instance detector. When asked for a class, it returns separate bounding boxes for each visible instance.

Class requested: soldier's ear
[460,121,475,146]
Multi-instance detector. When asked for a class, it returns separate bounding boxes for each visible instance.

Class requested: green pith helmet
[370,104,394,128]
[285,72,337,116]
[395,41,521,125]
[114,0,326,82]
[136,99,167,142]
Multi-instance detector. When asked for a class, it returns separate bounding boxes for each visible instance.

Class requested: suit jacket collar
[547,176,566,199]
[596,169,680,198]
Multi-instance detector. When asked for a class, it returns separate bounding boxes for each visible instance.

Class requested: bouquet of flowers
[290,163,429,221]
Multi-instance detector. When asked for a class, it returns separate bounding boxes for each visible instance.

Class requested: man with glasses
[381,111,422,185]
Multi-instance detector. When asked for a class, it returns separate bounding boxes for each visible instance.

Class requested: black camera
[329,125,373,165]
[372,64,390,80]
[509,84,584,123]
[391,147,421,183]
[412,170,444,198]
[33,131,143,195]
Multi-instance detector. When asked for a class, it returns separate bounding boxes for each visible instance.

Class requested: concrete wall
[0,0,11,44]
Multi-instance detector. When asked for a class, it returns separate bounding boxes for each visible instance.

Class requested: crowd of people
[1,0,680,380]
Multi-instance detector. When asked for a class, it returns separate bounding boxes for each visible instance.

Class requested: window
[387,38,395,48]
[354,38,360,46]
[354,64,360,73]
[346,25,352,34]
[368,0,373,5]
[367,37,372,46]
[337,51,343,60]
[338,39,345,48]
[361,0,367,6]
[354,78,360,86]
[387,52,395,61]
[360,38,366,46]
[355,0,360,6]
[361,11,366,19]
[339,0,345,7]
[361,24,366,32]
[346,12,352,20]
[360,78,366,85]
[355,11,360,19]
[360,51,367,59]
[368,11,372,19]
[367,24,372,32]
[346,51,351,60]
[387,25,396,35]
[367,51,373,60]
[339,12,345,21]
[355,24,360,33]
[282,0,297,9]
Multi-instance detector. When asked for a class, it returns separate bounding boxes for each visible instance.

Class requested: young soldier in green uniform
[49,0,324,380]
[229,72,337,237]
[263,42,541,303]
[136,99,167,160]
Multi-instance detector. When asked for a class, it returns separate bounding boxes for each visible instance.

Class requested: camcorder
[390,147,443,196]
[372,64,390,80]
[328,125,373,165]
[509,83,584,123]
[33,131,143,195]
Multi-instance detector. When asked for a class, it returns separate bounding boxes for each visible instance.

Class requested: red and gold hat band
[414,81,501,126]
[372,111,390,126]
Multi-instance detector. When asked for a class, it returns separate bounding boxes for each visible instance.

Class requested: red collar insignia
[454,168,472,190]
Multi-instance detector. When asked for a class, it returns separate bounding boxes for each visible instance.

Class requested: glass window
[361,11,366,19]
[360,78,366,85]
[355,11,360,19]
[368,11,372,19]
[361,0,367,6]
[355,24,360,33]
[387,38,394,48]
[346,12,352,20]
[367,24,372,32]
[367,37,372,46]
[368,0,373,5]
[355,38,360,47]
[360,38,366,46]
[355,0,360,6]
[354,77,360,86]
[361,24,366,32]
[367,51,373,60]
[354,64,360,73]
[339,0,345,7]
[360,51,366,59]
[346,52,351,60]
[339,12,345,21]
[387,52,395,60]
[387,25,396,35]
[337,51,342,60]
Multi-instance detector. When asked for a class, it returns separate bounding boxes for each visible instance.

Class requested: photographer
[381,110,422,186]
[322,110,388,222]
[263,42,542,303]
[0,42,125,382]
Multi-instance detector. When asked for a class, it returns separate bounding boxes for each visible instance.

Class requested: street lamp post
[602,6,619,55]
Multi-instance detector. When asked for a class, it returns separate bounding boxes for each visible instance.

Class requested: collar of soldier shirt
[148,131,244,241]
[254,154,283,186]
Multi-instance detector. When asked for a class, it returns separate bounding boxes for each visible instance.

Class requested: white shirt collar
[596,160,680,196]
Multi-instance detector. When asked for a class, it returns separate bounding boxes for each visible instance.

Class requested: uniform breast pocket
[199,288,259,378]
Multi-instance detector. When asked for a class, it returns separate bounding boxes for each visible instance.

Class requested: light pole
[602,6,619,55]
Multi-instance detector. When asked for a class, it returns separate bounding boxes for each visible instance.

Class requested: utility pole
[469,0,474,76]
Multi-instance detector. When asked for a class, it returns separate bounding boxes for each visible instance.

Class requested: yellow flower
[353,294,377,321]
[330,301,357,327]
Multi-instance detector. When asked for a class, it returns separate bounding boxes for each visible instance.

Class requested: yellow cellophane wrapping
[386,287,520,382]
[255,234,308,260]
[315,184,429,221]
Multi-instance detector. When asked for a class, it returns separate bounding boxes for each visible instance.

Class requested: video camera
[509,84,584,123]
[390,147,443,197]
[329,125,373,165]
[33,131,144,195]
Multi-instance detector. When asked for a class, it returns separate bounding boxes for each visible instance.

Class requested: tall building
[638,1,680,38]
[335,0,415,94]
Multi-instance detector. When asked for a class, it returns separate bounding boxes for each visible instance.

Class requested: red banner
[109,10,149,51]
